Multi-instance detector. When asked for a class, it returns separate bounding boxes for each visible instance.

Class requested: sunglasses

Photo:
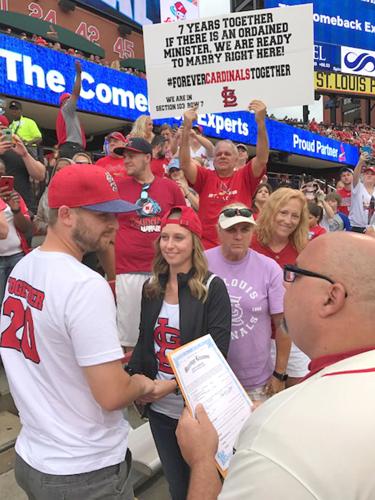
[221,208,252,218]
[140,183,151,201]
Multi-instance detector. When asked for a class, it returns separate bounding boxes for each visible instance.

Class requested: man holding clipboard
[177,232,375,499]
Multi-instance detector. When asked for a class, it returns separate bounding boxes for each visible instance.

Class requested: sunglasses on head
[140,183,151,200]
[221,208,252,218]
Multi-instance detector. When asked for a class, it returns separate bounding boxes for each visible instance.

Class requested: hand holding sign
[183,106,198,127]
[248,100,267,124]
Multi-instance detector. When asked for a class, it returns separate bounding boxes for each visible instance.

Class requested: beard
[72,213,113,254]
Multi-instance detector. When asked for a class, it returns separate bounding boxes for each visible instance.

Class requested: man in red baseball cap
[96,131,128,179]
[0,164,155,500]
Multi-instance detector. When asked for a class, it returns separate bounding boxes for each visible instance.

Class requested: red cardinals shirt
[115,176,185,274]
[336,187,352,216]
[193,159,263,249]
[308,225,327,240]
[95,156,128,180]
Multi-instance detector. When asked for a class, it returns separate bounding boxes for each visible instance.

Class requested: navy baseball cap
[114,137,152,156]
[339,166,354,175]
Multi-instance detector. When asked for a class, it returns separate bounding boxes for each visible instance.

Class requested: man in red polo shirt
[180,101,268,249]
[336,166,353,216]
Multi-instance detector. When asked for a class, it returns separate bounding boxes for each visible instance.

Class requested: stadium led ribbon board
[314,71,375,97]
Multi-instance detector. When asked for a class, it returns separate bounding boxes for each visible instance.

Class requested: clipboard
[168,334,253,476]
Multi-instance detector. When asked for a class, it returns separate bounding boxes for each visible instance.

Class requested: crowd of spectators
[0,84,375,499]
[308,119,375,154]
[0,23,374,497]
[1,27,147,78]
[277,112,375,155]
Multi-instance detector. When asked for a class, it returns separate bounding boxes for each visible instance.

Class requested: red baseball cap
[192,124,203,134]
[364,166,375,174]
[161,206,202,238]
[0,115,9,127]
[106,131,126,142]
[48,164,138,213]
[59,93,71,106]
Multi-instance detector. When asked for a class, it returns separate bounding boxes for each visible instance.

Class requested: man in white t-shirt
[0,165,155,500]
[349,154,375,233]
[175,232,375,499]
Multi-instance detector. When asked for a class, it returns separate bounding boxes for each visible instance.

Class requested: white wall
[268,98,324,122]
[199,0,231,17]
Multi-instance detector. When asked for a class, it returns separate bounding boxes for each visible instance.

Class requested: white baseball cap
[218,205,256,229]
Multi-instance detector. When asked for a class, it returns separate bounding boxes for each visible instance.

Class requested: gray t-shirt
[62,98,83,145]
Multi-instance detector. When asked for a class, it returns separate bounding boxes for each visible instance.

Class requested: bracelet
[273,370,288,382]
[11,208,21,215]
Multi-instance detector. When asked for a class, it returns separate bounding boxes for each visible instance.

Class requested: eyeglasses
[284,264,348,297]
[221,208,252,218]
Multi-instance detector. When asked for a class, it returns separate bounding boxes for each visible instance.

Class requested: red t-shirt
[115,176,186,274]
[336,187,351,216]
[308,225,326,240]
[151,158,169,178]
[251,234,298,268]
[251,235,298,339]
[0,194,30,254]
[95,156,127,180]
[193,159,263,249]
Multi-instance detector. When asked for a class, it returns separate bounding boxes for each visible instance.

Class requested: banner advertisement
[0,34,359,166]
[264,1,375,52]
[143,4,314,118]
[340,46,375,78]
[314,71,375,97]
[160,0,200,23]
[264,1,375,75]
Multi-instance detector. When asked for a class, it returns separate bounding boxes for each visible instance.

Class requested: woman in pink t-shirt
[252,188,310,386]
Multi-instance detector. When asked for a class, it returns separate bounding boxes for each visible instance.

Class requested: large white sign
[144,4,314,118]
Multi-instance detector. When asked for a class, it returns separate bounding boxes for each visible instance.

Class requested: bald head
[285,232,375,358]
[300,232,375,305]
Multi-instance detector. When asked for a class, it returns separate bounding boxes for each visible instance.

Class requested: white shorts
[271,339,310,378]
[116,273,151,347]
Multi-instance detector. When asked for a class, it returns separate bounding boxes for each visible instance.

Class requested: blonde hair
[144,232,209,302]
[130,115,154,142]
[255,188,308,253]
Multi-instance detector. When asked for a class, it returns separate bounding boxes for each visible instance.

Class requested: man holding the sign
[179,101,268,249]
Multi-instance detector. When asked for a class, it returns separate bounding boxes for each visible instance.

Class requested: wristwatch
[11,208,21,214]
[273,370,288,382]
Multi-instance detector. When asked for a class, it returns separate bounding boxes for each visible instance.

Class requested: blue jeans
[149,409,190,500]
[0,252,24,304]
[15,450,134,500]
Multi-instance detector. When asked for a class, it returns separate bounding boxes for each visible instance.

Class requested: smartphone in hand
[0,176,14,192]
[0,128,13,143]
